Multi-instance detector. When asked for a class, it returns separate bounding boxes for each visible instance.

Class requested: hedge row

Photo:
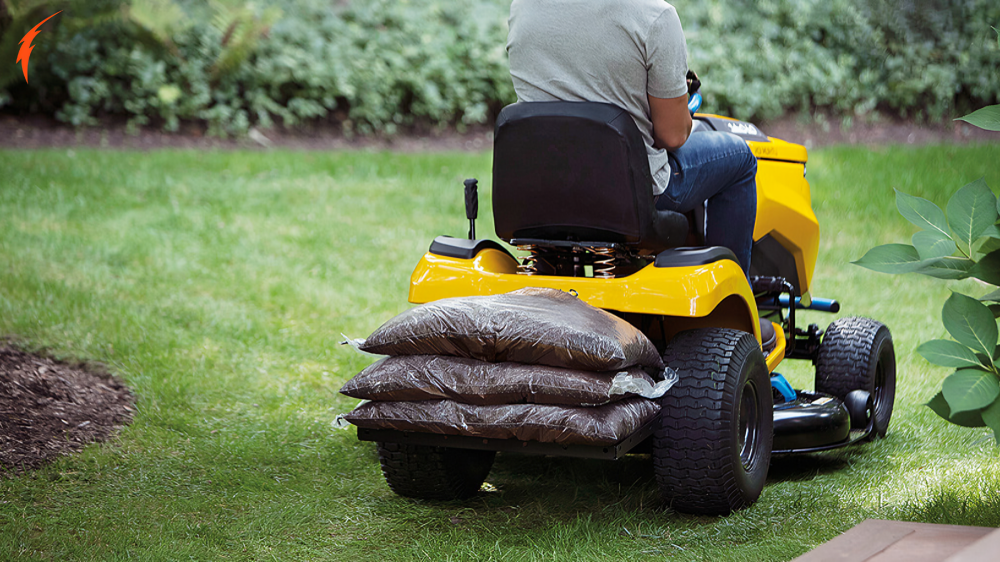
[0,0,997,134]
[678,0,1000,121]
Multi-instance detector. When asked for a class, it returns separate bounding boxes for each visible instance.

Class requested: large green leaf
[943,369,1000,415]
[912,230,956,260]
[927,391,986,427]
[974,236,1000,262]
[980,224,1000,241]
[981,397,1000,445]
[977,236,1000,260]
[947,178,998,254]
[915,257,974,280]
[896,189,950,236]
[852,244,924,274]
[956,106,1000,133]
[970,249,1000,286]
[942,292,999,357]
[918,339,984,368]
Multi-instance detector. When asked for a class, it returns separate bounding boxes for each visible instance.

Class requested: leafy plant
[1,0,998,135]
[0,0,514,135]
[675,0,1000,122]
[856,30,1000,441]
[956,28,1000,132]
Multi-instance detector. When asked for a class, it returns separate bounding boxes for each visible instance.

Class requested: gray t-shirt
[507,0,689,195]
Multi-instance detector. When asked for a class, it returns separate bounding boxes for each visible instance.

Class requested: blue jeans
[654,131,757,277]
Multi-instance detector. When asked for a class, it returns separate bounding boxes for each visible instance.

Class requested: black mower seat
[492,102,688,253]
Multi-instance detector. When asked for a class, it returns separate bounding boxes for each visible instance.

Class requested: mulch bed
[0,345,134,475]
[1,112,996,152]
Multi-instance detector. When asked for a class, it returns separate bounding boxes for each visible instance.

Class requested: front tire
[377,442,495,500]
[815,317,896,438]
[654,328,773,515]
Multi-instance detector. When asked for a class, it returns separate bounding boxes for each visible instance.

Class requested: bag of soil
[343,397,660,445]
[340,355,660,406]
[357,287,663,371]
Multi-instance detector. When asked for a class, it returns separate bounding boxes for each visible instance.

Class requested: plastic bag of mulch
[340,355,676,406]
[353,287,663,371]
[341,397,660,445]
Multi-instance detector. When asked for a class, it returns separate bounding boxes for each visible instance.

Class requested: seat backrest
[492,102,686,250]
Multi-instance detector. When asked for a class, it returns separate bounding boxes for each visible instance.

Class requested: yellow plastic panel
[696,114,808,163]
[753,160,820,294]
[747,137,808,164]
[764,321,786,373]
[409,251,760,342]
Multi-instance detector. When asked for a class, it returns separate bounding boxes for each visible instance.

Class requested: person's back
[506,0,759,277]
[507,0,688,197]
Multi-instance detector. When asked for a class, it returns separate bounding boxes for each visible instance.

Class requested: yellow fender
[409,248,762,345]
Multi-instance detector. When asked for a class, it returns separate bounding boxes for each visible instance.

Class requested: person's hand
[686,70,701,95]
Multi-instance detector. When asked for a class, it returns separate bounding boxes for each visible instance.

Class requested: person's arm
[645,6,691,151]
[648,93,692,151]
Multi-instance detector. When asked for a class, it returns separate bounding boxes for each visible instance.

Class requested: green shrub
[0,0,513,135]
[675,0,1000,121]
[0,0,997,134]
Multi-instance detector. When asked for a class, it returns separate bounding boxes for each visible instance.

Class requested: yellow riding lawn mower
[356,101,897,515]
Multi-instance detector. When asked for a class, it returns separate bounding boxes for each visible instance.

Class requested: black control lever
[464,178,478,240]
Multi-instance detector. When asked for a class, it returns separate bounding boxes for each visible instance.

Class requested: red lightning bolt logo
[16,11,62,84]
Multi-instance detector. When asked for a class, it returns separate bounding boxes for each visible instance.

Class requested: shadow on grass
[770,438,911,482]
[476,441,894,517]
[767,452,855,482]
[481,453,662,516]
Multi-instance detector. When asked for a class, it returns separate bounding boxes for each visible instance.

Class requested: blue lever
[688,92,702,114]
[778,295,840,313]
[770,374,796,402]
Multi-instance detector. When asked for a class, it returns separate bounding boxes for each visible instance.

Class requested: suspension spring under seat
[517,244,539,275]
[591,246,616,279]
[511,239,632,278]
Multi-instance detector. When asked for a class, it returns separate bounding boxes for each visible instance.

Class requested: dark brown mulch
[756,115,999,149]
[0,345,134,474]
[0,114,495,152]
[1,112,997,153]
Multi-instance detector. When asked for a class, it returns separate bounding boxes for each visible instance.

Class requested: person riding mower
[352,97,897,516]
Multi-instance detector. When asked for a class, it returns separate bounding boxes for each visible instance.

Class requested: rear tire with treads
[377,442,495,500]
[654,328,773,515]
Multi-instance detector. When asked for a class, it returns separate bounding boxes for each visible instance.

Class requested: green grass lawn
[1,143,1000,561]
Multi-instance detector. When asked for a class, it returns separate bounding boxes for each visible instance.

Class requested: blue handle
[770,374,796,402]
[688,92,702,114]
[778,295,840,313]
